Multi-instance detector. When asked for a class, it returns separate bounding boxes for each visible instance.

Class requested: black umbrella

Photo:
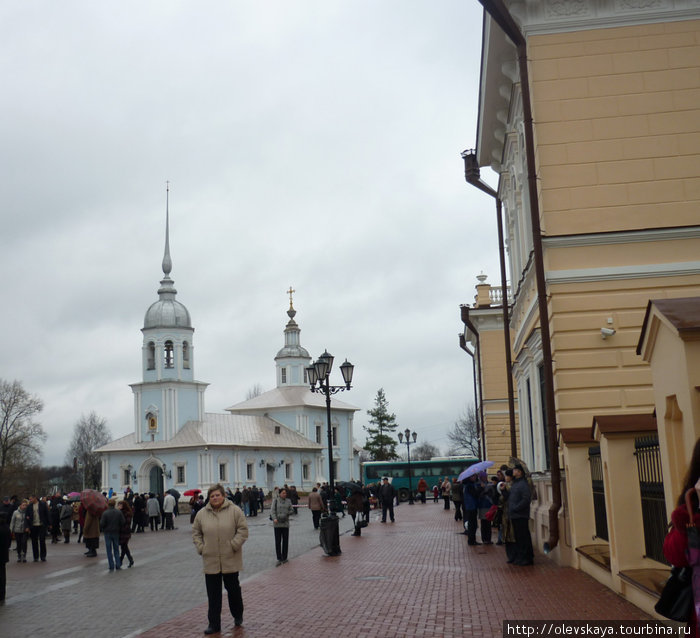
[336,481,362,494]
[166,488,181,500]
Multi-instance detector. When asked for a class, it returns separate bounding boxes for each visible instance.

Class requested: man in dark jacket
[508,465,534,566]
[0,512,11,601]
[25,495,50,562]
[462,476,481,545]
[378,477,396,523]
[100,497,126,571]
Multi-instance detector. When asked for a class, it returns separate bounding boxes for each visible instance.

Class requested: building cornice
[543,226,700,248]
[510,0,700,37]
[547,261,700,284]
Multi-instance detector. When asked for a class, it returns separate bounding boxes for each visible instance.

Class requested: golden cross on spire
[287,286,295,309]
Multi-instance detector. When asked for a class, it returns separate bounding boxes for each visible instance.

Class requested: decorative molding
[510,0,700,36]
[546,261,700,284]
[543,227,700,248]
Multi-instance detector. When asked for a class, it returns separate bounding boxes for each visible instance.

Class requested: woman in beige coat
[193,484,249,634]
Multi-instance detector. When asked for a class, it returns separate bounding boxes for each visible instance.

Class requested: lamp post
[398,429,417,504]
[306,350,354,494]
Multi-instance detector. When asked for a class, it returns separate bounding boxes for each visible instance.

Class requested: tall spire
[287,285,296,319]
[162,181,173,277]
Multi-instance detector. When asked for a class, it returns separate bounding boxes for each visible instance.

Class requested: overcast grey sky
[1,1,501,466]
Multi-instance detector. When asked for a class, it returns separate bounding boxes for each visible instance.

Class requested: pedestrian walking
[271,487,294,565]
[192,483,248,634]
[451,477,464,521]
[147,493,161,531]
[24,494,49,562]
[0,512,10,602]
[118,500,135,567]
[347,489,365,536]
[10,500,28,562]
[378,477,396,523]
[163,492,176,530]
[83,508,100,557]
[417,477,428,503]
[308,487,324,530]
[441,477,451,510]
[508,464,534,565]
[60,498,72,543]
[100,497,125,571]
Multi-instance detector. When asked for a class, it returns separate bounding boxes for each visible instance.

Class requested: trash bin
[319,513,341,556]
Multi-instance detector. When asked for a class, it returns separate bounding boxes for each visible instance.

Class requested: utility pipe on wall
[477,0,562,552]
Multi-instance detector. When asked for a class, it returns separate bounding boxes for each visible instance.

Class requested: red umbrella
[80,489,108,516]
[183,489,201,497]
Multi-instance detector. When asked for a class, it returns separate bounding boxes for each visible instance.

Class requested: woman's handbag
[484,504,499,522]
[655,566,693,622]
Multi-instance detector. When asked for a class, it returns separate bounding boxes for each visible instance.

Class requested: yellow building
[466,0,700,616]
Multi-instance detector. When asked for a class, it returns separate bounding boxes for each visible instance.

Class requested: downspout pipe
[477,0,562,553]
[462,151,517,458]
[459,333,483,460]
[461,306,486,460]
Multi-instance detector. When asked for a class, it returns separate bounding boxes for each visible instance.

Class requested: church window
[183,341,190,369]
[246,463,254,480]
[302,464,310,481]
[303,367,308,384]
[219,463,227,482]
[315,425,322,444]
[281,368,287,384]
[176,465,185,484]
[122,468,130,486]
[147,342,155,370]
[164,341,174,368]
[285,462,292,480]
[332,426,338,446]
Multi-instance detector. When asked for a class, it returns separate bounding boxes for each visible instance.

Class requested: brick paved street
[143,502,648,638]
[1,502,650,638]
[1,505,356,637]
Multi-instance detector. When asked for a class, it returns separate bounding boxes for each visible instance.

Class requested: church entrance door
[149,466,164,494]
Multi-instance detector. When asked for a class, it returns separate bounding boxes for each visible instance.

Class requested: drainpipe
[462,151,517,458]
[460,306,486,460]
[477,0,562,552]
[459,332,483,460]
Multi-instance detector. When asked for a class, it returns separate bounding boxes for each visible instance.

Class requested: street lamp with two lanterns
[398,428,418,505]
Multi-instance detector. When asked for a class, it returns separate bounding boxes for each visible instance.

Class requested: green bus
[361,456,479,501]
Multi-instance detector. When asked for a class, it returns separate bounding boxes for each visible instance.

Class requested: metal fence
[588,446,609,541]
[634,434,668,564]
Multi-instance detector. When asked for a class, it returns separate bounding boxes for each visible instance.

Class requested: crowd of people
[436,463,535,566]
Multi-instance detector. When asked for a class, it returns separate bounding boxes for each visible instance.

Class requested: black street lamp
[398,428,417,505]
[306,350,354,494]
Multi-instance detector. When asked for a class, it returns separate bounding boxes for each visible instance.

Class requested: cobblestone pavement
[137,502,649,638]
[1,505,356,638]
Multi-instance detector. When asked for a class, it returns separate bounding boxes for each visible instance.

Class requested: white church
[96,208,360,495]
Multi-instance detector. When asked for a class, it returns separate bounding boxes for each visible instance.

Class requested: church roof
[95,412,323,453]
[225,385,360,413]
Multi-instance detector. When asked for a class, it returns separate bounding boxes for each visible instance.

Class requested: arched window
[164,340,174,369]
[147,342,155,370]
[183,341,190,369]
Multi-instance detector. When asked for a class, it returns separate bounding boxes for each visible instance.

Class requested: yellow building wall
[549,275,700,433]
[476,319,520,469]
[528,19,700,236]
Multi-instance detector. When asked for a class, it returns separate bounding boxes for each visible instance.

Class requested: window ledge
[576,544,611,571]
[618,569,668,599]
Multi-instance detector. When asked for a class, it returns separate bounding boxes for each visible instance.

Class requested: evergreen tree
[363,388,399,461]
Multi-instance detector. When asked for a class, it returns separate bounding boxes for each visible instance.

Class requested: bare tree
[65,412,112,489]
[410,441,440,461]
[0,379,46,493]
[245,383,264,400]
[447,405,480,458]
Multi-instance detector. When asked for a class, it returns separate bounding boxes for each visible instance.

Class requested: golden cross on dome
[287,286,295,309]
